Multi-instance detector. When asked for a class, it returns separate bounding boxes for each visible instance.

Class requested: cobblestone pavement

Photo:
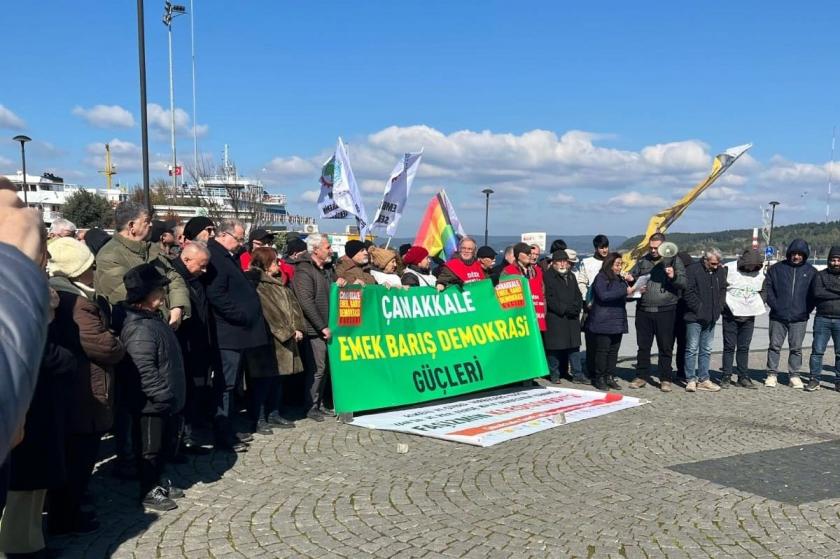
[50,349,840,559]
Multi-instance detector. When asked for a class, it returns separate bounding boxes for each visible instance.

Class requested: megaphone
[659,242,679,258]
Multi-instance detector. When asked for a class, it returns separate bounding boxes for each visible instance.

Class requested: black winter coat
[172,256,213,381]
[811,269,840,319]
[764,239,817,322]
[585,272,629,335]
[683,261,728,325]
[9,338,75,490]
[202,238,268,350]
[543,268,583,350]
[120,306,186,415]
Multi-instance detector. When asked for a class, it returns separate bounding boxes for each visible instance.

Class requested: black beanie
[477,246,496,259]
[345,240,365,259]
[184,216,215,240]
[286,238,307,256]
[829,246,840,261]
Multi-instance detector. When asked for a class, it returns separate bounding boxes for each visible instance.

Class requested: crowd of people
[1,185,839,556]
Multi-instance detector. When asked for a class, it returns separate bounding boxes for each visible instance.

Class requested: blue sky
[1,1,839,237]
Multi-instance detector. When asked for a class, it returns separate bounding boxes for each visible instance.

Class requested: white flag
[316,137,370,238]
[369,150,423,237]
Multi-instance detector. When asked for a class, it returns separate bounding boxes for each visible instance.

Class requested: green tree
[61,190,114,228]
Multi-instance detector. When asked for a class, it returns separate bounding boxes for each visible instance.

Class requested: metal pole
[189,0,198,177]
[768,201,779,252]
[483,193,489,246]
[481,188,493,246]
[19,143,28,207]
[137,0,151,214]
[167,20,178,192]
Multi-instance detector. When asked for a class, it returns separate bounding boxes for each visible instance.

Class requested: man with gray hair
[48,218,77,240]
[682,248,727,392]
[291,234,344,421]
[203,219,266,450]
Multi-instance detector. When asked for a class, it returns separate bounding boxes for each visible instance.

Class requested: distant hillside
[619,220,840,257]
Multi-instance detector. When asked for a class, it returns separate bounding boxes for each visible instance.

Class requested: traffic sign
[765,246,775,257]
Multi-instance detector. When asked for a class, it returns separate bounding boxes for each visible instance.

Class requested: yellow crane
[98,143,118,190]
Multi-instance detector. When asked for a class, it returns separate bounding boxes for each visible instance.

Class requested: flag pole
[384,236,392,249]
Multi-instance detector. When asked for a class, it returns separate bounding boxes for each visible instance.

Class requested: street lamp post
[482,188,494,247]
[137,0,151,214]
[163,2,187,193]
[13,135,31,206]
[767,200,780,256]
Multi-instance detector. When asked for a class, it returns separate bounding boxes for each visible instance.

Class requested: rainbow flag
[413,190,466,260]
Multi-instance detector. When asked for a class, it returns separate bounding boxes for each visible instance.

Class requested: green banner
[327,277,548,414]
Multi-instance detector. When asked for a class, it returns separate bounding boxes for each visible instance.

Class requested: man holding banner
[503,243,547,332]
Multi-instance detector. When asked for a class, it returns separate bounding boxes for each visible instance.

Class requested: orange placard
[494,279,525,309]
[338,289,362,326]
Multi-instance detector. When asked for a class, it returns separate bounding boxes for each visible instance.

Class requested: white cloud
[147,103,208,138]
[607,191,669,208]
[72,104,135,128]
[300,190,319,203]
[548,193,575,204]
[0,105,25,129]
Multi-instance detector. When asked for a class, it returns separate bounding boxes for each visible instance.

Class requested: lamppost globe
[13,135,32,206]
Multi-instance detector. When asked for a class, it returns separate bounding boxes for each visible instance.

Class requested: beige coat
[254,271,305,375]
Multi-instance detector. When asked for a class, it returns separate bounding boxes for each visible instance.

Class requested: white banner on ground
[349,387,647,447]
[369,151,423,238]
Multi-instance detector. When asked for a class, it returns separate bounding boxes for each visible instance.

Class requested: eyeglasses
[460,246,475,252]
[223,231,244,243]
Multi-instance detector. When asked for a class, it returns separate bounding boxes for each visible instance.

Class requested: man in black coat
[202,220,268,449]
[171,243,213,451]
[543,250,584,384]
[683,249,727,393]
[806,246,840,392]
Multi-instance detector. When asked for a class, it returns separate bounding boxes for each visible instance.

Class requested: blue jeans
[685,322,715,382]
[809,316,840,380]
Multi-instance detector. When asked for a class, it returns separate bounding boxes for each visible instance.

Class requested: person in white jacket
[369,247,404,288]
[720,248,766,389]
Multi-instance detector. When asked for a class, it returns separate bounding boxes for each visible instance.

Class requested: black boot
[737,374,758,389]
[719,373,732,389]
[593,376,608,391]
[605,376,621,390]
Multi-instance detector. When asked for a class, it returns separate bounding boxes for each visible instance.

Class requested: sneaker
[804,379,821,392]
[789,375,804,389]
[685,380,697,393]
[660,381,673,392]
[697,379,721,392]
[142,487,177,512]
[605,376,621,390]
[571,373,590,385]
[628,377,647,389]
[765,373,777,387]
[307,408,325,422]
[267,414,296,429]
[737,375,758,389]
[162,478,185,499]
[718,375,732,389]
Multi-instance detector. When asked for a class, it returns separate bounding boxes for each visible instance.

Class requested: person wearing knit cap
[368,247,402,287]
[543,249,584,385]
[401,246,436,287]
[806,245,840,392]
[83,227,112,256]
[47,238,125,531]
[335,240,376,285]
[183,216,216,242]
[150,220,177,258]
[399,243,412,258]
[503,242,547,332]
[47,237,95,281]
[280,237,308,284]
[720,248,765,390]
